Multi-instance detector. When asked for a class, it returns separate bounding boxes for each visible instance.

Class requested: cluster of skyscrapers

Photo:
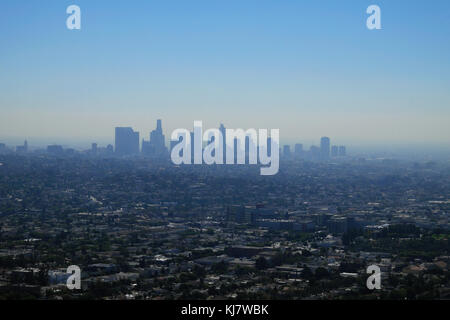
[113,120,346,162]
[142,119,167,156]
[283,137,346,160]
[1,120,346,161]
[114,120,168,157]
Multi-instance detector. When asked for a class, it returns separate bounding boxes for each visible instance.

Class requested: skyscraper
[331,145,338,157]
[320,137,330,160]
[294,144,303,157]
[283,145,291,158]
[219,123,227,164]
[151,119,166,155]
[143,120,167,157]
[338,146,346,157]
[91,143,98,155]
[115,127,139,155]
[16,140,28,153]
[106,144,114,154]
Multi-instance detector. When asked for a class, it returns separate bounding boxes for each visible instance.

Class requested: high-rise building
[233,137,238,164]
[294,143,303,157]
[91,143,98,155]
[142,139,151,155]
[331,145,338,157]
[150,119,166,154]
[143,120,167,157]
[338,146,346,157]
[16,140,28,153]
[283,145,291,157]
[320,137,330,159]
[115,127,139,155]
[219,123,227,164]
[106,144,114,154]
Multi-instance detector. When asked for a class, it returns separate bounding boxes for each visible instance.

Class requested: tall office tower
[331,145,338,157]
[294,143,303,157]
[156,119,162,132]
[219,123,227,163]
[142,139,152,155]
[91,143,98,155]
[115,127,140,155]
[106,144,114,154]
[143,119,167,156]
[0,143,6,153]
[16,140,28,153]
[338,146,346,157]
[150,119,167,155]
[233,137,238,164]
[283,145,291,157]
[320,137,330,159]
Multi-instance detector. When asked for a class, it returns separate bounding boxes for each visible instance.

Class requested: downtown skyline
[1,118,450,161]
[2,1,450,307]
[1,1,450,148]
[3,118,450,163]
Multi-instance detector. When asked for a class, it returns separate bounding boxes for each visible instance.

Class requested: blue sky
[1,0,450,148]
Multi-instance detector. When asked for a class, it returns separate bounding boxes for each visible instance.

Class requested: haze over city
[1,0,450,151]
[2,0,450,307]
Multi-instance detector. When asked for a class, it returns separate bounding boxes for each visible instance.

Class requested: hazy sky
[1,0,450,148]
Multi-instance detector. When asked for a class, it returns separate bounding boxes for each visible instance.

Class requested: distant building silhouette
[320,137,330,160]
[331,145,339,157]
[115,127,139,155]
[338,146,346,157]
[0,143,7,153]
[91,143,98,155]
[142,119,167,157]
[106,144,114,154]
[16,140,28,153]
[294,144,303,157]
[283,145,291,158]
[219,124,227,163]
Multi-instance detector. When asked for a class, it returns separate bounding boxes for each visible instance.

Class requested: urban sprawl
[0,120,449,300]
